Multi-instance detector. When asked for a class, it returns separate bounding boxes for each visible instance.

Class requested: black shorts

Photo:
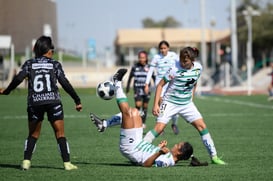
[134,93,150,103]
[27,103,64,122]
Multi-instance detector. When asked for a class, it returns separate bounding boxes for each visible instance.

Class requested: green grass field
[0,88,273,181]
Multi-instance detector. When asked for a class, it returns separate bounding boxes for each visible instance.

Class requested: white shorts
[157,101,202,124]
[119,128,144,164]
[119,127,175,166]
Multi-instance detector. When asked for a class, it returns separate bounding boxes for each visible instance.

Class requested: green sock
[143,129,159,143]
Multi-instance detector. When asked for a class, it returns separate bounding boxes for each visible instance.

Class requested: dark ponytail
[33,36,54,58]
[191,47,199,58]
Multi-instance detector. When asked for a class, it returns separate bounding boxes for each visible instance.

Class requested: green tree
[253,3,273,49]
[142,16,181,28]
[237,0,273,66]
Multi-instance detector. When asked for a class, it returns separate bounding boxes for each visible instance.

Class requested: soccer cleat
[64,162,78,170]
[112,68,128,82]
[90,113,106,132]
[21,160,31,170]
[267,96,273,101]
[211,156,227,165]
[171,124,179,135]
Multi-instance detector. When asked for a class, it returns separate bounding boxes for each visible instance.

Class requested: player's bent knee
[131,108,139,117]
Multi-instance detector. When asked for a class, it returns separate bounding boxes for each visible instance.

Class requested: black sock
[57,137,70,162]
[24,136,37,160]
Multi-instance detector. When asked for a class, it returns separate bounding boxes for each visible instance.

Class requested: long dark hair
[178,142,193,160]
[33,36,54,58]
[158,40,170,49]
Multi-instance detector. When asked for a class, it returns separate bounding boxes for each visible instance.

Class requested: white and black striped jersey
[126,62,155,94]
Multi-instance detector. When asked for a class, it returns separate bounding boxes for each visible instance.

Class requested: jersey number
[160,103,167,111]
[33,74,51,92]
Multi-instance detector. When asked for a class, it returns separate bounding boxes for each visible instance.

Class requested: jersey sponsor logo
[32,63,53,70]
[185,78,196,87]
[32,92,56,102]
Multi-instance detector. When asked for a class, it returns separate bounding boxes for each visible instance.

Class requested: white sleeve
[154,153,175,167]
[145,66,155,85]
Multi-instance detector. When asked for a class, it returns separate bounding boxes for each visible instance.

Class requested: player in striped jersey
[91,69,193,167]
[126,50,155,128]
[143,47,227,165]
[144,40,180,134]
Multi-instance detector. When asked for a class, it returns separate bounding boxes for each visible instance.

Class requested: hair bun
[192,47,199,57]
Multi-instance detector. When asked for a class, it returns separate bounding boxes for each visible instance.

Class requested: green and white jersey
[146,51,178,85]
[120,128,175,167]
[163,61,202,105]
[134,140,175,167]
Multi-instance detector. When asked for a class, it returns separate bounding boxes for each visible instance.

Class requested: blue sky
[56,0,232,53]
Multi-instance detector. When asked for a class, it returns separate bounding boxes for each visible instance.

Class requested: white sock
[115,81,126,99]
[106,113,122,127]
[201,132,217,157]
[143,129,159,143]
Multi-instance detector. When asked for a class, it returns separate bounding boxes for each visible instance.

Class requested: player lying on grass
[90,68,208,167]
[92,68,192,167]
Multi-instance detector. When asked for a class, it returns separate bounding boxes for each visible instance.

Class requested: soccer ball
[96,80,116,100]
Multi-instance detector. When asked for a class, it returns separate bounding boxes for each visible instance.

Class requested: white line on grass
[2,112,272,120]
[1,114,115,120]
[198,96,273,110]
[2,97,273,120]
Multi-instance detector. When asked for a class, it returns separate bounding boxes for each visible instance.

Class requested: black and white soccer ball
[96,80,116,100]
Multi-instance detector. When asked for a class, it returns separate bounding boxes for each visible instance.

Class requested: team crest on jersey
[195,68,201,75]
[179,70,187,76]
[129,138,134,143]
[144,67,149,72]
